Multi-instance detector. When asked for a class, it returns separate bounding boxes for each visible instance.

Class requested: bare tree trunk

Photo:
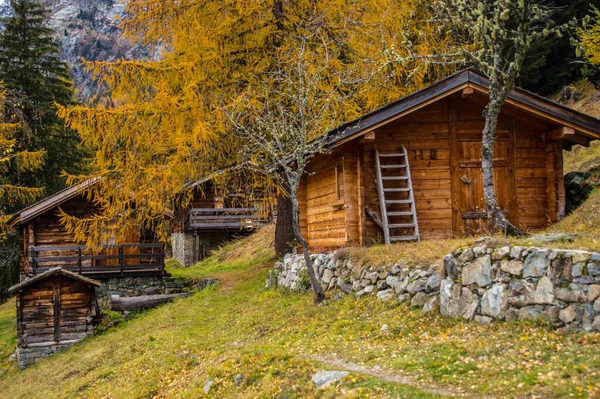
[275,180,296,257]
[482,88,525,237]
[290,187,325,303]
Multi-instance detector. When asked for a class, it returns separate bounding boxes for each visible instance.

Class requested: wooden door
[458,140,510,234]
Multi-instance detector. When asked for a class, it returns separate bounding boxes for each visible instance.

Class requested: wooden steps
[375,146,420,244]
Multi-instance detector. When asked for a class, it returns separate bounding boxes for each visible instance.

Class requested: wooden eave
[9,178,100,228]
[324,68,600,149]
[8,267,102,294]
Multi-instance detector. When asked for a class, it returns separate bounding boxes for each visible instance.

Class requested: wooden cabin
[9,180,165,279]
[298,69,600,252]
[8,268,101,369]
[172,178,275,266]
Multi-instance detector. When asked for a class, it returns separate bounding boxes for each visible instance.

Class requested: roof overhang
[323,69,600,150]
[9,178,101,228]
[8,267,102,293]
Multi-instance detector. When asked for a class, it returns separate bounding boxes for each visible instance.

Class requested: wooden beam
[506,118,519,227]
[461,87,474,98]
[546,126,575,141]
[53,275,61,343]
[364,130,376,142]
[448,100,463,237]
[567,133,591,147]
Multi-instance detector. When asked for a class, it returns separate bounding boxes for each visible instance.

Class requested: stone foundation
[17,343,72,370]
[95,276,180,309]
[172,232,197,267]
[271,243,600,332]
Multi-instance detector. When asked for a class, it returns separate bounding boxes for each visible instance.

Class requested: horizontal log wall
[303,149,347,251]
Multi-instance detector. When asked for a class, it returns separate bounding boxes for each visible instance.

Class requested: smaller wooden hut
[8,267,101,369]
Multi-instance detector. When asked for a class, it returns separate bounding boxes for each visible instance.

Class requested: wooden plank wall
[515,119,550,230]
[303,149,347,251]
[546,141,566,222]
[371,101,453,240]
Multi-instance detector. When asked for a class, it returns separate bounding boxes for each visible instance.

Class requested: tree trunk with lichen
[289,185,325,303]
[481,81,525,236]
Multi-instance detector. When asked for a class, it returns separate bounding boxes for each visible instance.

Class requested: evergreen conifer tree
[0,0,84,205]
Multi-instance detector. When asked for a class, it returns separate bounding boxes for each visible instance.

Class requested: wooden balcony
[188,207,268,231]
[27,243,165,278]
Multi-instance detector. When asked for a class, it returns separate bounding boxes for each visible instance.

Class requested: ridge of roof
[9,178,100,227]
[8,267,102,293]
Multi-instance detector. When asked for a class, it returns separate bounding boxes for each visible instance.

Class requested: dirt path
[306,354,474,398]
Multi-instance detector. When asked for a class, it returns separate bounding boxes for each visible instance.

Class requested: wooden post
[29,246,37,275]
[78,246,82,274]
[119,246,124,276]
[53,276,61,343]
[448,100,463,237]
[506,118,519,227]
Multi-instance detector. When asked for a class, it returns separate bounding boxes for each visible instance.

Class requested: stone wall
[172,232,197,267]
[442,244,600,331]
[17,343,72,370]
[270,244,600,332]
[268,253,442,310]
[95,276,188,309]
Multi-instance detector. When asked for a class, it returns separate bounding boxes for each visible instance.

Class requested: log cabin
[298,69,600,252]
[8,268,101,369]
[172,177,275,266]
[9,180,166,279]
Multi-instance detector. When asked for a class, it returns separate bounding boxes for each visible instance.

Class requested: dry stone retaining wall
[442,244,600,331]
[268,253,442,310]
[270,244,600,332]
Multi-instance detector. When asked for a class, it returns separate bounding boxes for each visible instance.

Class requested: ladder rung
[378,153,405,157]
[389,223,416,228]
[386,200,412,204]
[383,188,410,192]
[382,176,409,180]
[387,211,414,216]
[390,236,419,242]
[380,164,407,169]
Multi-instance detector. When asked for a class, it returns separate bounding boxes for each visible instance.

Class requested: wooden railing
[188,207,268,230]
[28,243,165,277]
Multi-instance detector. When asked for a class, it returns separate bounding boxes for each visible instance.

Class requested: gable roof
[8,267,102,294]
[9,178,100,228]
[324,68,600,149]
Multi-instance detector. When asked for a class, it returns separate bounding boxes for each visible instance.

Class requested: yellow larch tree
[57,0,459,246]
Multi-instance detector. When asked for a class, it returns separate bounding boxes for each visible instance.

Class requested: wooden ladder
[375,146,420,244]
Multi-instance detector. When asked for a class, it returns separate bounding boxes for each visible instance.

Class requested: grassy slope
[0,226,599,398]
[0,299,16,374]
[1,85,600,396]
[559,80,600,175]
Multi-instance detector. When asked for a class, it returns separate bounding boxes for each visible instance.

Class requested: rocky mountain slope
[0,0,157,101]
